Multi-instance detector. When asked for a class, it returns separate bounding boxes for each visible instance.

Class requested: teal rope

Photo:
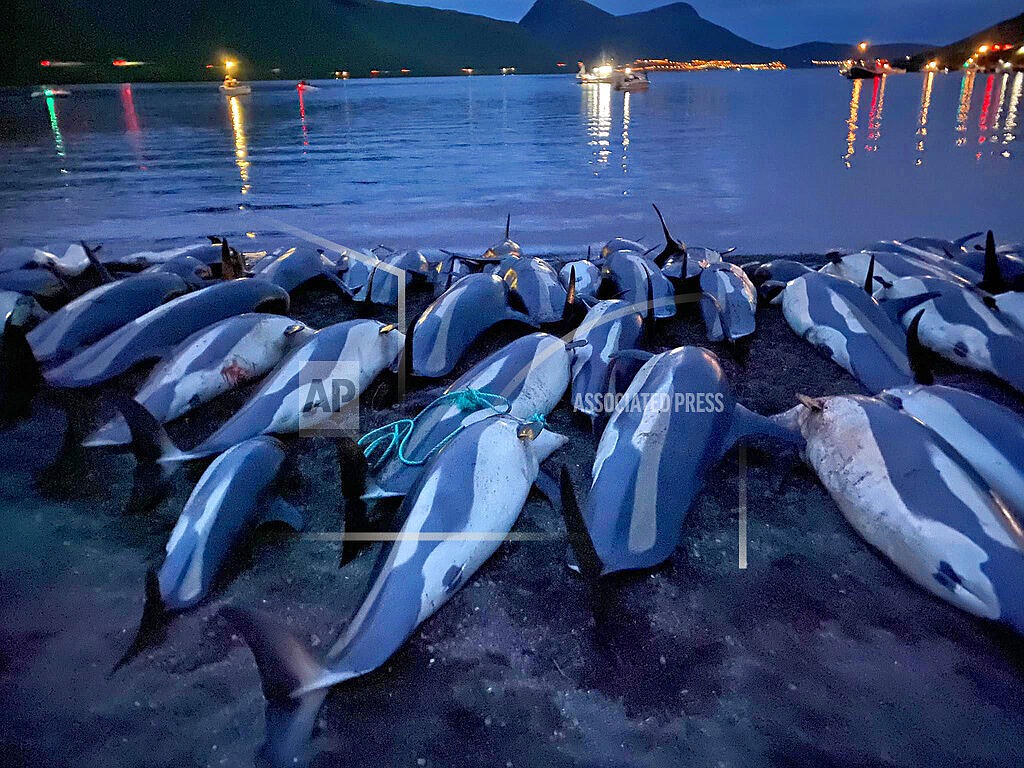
[358,388,512,468]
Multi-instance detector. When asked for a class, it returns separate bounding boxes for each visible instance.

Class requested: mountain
[520,0,775,64]
[907,11,1024,70]
[7,0,932,85]
[7,0,561,85]
[520,0,926,67]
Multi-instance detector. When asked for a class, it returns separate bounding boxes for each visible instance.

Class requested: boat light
[40,60,51,67]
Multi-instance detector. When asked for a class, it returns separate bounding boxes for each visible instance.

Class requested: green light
[45,95,65,158]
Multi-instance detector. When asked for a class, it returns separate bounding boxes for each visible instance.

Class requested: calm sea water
[0,70,1021,255]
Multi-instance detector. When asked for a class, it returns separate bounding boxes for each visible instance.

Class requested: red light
[205,64,214,69]
[370,69,380,76]
[112,59,127,67]
[556,62,566,67]
[40,60,51,67]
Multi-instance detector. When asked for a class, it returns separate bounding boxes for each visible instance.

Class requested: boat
[219,76,251,96]
[839,58,906,79]
[297,80,319,91]
[613,69,650,91]
[577,62,616,84]
[578,61,649,90]
[30,87,70,98]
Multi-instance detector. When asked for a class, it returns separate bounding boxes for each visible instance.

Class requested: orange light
[112,59,127,67]
[370,69,380,76]
[978,45,989,54]
[400,68,410,74]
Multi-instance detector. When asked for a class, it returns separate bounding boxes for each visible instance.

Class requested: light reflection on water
[1,71,1021,254]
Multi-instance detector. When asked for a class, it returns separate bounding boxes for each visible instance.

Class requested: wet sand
[2,258,1024,768]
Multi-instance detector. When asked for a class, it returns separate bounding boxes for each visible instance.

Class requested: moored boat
[219,76,251,96]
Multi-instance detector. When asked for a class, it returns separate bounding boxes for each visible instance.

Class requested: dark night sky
[383,0,1023,47]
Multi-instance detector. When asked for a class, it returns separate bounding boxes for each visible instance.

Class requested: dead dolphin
[569,300,644,424]
[782,270,931,393]
[223,414,566,767]
[365,332,573,503]
[1,291,48,328]
[112,435,304,672]
[568,346,800,575]
[410,273,535,378]
[878,277,1024,394]
[497,256,570,324]
[43,279,289,388]
[560,259,601,304]
[120,319,405,461]
[84,314,314,447]
[482,213,522,260]
[0,267,68,308]
[254,247,349,295]
[821,250,977,289]
[879,384,1024,518]
[365,249,432,306]
[783,393,1024,634]
[698,262,758,342]
[27,272,190,366]
[601,251,676,319]
[144,256,212,287]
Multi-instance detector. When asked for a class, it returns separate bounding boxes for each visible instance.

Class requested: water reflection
[120,84,140,134]
[864,75,886,153]
[843,78,862,167]
[915,72,933,165]
[956,71,975,146]
[621,90,631,178]
[45,95,65,160]
[297,88,309,152]
[585,83,612,167]
[1005,72,1022,147]
[228,96,251,196]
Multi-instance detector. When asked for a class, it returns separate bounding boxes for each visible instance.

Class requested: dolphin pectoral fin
[559,466,603,579]
[263,498,305,531]
[877,292,942,323]
[220,607,330,768]
[113,394,188,464]
[111,569,168,676]
[531,469,559,510]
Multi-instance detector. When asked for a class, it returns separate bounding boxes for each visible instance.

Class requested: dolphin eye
[284,324,306,336]
[953,342,969,358]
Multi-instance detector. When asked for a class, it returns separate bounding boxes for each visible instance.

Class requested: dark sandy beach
[2,255,1024,768]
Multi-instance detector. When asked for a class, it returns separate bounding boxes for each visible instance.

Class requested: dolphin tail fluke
[650,203,678,268]
[81,241,114,284]
[221,607,330,768]
[111,569,168,675]
[113,394,186,464]
[505,212,511,240]
[953,231,983,250]
[729,404,805,450]
[906,309,935,385]
[559,466,603,579]
[561,265,579,324]
[876,291,941,324]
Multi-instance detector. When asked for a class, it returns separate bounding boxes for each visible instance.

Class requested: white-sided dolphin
[144,255,212,287]
[569,300,643,424]
[699,262,757,342]
[0,267,67,307]
[410,273,535,378]
[254,247,349,295]
[560,259,601,304]
[120,319,405,462]
[222,414,566,767]
[601,250,676,319]
[43,279,290,388]
[496,256,570,324]
[1,291,48,328]
[84,314,313,447]
[27,272,190,366]
[782,270,932,393]
[821,250,976,289]
[112,435,305,672]
[879,384,1024,518]
[571,346,800,575]
[366,332,573,502]
[364,249,431,306]
[878,276,1024,393]
[782,393,1024,633]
